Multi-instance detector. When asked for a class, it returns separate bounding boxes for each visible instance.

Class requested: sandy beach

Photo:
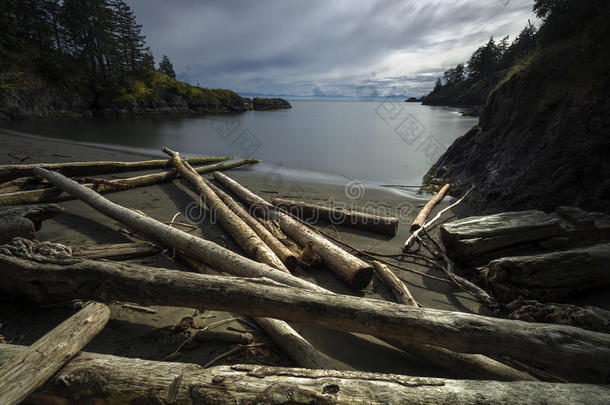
[0,128,483,378]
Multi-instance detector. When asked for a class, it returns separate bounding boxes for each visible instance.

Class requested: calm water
[6,101,477,187]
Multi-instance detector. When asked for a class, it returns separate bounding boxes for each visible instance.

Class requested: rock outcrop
[426,32,610,215]
[0,74,291,119]
[251,97,291,110]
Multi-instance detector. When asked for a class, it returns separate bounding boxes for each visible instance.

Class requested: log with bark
[162,147,289,273]
[410,183,450,231]
[2,247,609,382]
[441,207,610,264]
[0,302,109,405]
[213,171,374,289]
[0,158,258,206]
[506,300,610,333]
[483,243,610,302]
[0,155,231,183]
[0,204,64,244]
[1,345,608,405]
[271,197,399,236]
[32,167,326,294]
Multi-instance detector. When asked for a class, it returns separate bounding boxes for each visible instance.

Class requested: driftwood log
[372,261,535,381]
[163,147,289,273]
[72,242,160,260]
[180,255,336,370]
[0,204,63,244]
[483,243,610,302]
[441,207,610,264]
[0,302,109,405]
[30,170,537,380]
[209,182,298,270]
[0,158,258,206]
[410,183,450,231]
[2,249,609,382]
[213,171,374,289]
[271,197,399,236]
[0,155,231,183]
[372,261,419,307]
[33,167,325,293]
[1,345,608,405]
[507,300,610,333]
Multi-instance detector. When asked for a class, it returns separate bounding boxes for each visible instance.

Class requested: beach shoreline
[0,127,481,377]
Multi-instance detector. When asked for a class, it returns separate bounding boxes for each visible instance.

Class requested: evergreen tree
[113,0,149,73]
[159,54,175,78]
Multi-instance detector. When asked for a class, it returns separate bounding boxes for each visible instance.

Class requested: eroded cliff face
[427,40,610,215]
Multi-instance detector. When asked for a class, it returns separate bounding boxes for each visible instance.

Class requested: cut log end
[351,266,375,290]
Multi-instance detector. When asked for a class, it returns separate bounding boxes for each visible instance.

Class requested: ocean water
[6,100,477,187]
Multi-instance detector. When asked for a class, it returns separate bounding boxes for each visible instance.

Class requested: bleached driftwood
[0,158,258,206]
[2,250,609,382]
[213,171,374,289]
[0,155,231,183]
[483,243,610,302]
[410,183,450,231]
[163,147,289,273]
[0,302,109,405]
[1,345,608,405]
[441,207,610,264]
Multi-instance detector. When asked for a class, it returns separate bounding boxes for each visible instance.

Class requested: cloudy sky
[126,0,536,98]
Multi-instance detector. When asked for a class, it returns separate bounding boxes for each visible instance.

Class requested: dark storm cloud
[125,0,536,96]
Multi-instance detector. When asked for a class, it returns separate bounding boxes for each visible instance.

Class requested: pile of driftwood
[0,149,609,404]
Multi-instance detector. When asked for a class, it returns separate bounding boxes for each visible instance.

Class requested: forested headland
[0,0,289,119]
[421,22,537,108]
[425,0,610,214]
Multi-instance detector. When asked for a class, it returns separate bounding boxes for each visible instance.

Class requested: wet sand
[0,128,484,377]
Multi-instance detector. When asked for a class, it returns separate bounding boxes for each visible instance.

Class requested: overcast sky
[125,0,536,97]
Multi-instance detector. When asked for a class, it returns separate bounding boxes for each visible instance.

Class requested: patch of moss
[421,170,448,195]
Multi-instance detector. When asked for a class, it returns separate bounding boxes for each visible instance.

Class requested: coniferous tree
[159,54,175,78]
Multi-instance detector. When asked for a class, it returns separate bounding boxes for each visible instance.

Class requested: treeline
[0,0,156,82]
[422,23,537,107]
[422,0,607,108]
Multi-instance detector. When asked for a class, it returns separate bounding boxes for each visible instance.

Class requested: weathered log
[404,185,474,250]
[271,197,399,236]
[163,147,289,273]
[410,183,450,231]
[441,207,610,264]
[373,261,419,307]
[0,155,231,183]
[213,171,374,289]
[72,242,160,260]
[2,250,609,382]
[7,174,545,380]
[507,300,610,333]
[209,183,298,271]
[373,262,534,381]
[0,204,64,244]
[32,167,324,293]
[0,302,109,405]
[180,255,336,369]
[1,346,607,405]
[483,244,610,302]
[0,158,258,206]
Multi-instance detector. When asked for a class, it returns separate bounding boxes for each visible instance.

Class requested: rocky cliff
[426,29,610,215]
